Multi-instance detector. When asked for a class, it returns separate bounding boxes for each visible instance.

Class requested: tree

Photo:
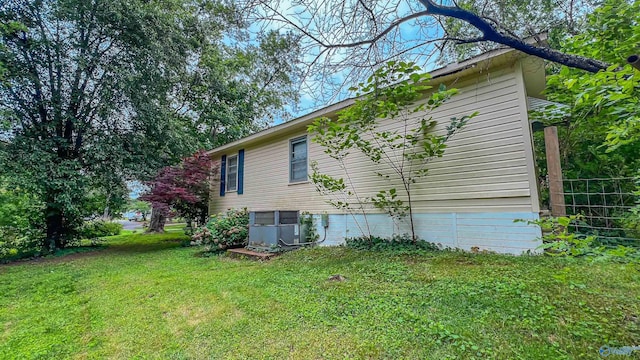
[128,200,151,221]
[0,176,44,259]
[142,30,301,232]
[186,30,302,148]
[0,0,300,252]
[141,151,216,233]
[526,0,639,236]
[81,182,129,220]
[249,0,616,103]
[309,62,474,240]
[529,0,640,179]
[0,0,219,250]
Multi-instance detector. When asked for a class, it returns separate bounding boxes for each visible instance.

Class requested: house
[207,46,548,254]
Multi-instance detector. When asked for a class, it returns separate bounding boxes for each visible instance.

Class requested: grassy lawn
[1,231,639,359]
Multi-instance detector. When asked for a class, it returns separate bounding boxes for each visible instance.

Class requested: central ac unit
[248,210,306,251]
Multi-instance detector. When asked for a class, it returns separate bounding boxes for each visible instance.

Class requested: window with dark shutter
[220,155,227,196]
[289,136,307,182]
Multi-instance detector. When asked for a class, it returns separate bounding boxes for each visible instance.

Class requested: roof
[207,37,547,156]
[527,97,569,113]
[527,96,570,131]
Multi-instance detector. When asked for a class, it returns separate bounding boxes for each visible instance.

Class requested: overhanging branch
[272,0,610,73]
[417,0,609,73]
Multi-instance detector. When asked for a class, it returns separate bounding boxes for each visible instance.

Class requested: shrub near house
[191,208,249,251]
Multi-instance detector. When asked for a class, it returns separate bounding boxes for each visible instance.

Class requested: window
[290,136,307,182]
[220,150,244,196]
[226,154,238,192]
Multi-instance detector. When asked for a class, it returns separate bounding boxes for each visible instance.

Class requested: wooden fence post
[544,126,566,216]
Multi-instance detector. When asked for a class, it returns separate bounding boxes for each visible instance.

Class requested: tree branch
[417,0,609,73]
[325,10,431,49]
[267,0,610,74]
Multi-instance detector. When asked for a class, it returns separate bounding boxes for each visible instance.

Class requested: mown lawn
[0,231,639,359]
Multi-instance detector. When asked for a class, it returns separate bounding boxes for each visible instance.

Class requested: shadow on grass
[102,232,189,254]
[1,232,189,266]
[105,240,184,254]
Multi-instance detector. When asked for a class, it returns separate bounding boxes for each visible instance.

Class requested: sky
[248,0,450,124]
[127,181,147,200]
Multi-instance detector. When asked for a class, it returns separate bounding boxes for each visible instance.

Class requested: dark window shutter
[237,149,245,195]
[220,155,226,197]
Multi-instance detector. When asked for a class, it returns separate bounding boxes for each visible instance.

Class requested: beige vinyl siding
[213,134,328,213]
[210,62,536,215]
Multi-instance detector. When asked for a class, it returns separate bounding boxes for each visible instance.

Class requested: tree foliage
[184,30,301,149]
[0,0,224,249]
[309,62,474,240]
[527,0,640,240]
[532,0,640,180]
[127,199,151,221]
[141,151,216,231]
[0,179,44,260]
[0,0,299,252]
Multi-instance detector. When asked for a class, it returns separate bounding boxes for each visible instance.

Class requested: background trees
[540,0,640,178]
[0,0,299,253]
[127,200,151,222]
[186,30,301,148]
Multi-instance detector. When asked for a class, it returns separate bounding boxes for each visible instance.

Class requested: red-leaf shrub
[141,151,217,226]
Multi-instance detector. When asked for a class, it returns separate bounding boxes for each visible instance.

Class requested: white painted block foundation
[312,212,542,255]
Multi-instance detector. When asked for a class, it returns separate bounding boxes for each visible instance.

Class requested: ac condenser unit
[248,210,304,251]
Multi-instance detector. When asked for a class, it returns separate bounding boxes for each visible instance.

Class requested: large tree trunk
[45,204,65,252]
[147,207,166,233]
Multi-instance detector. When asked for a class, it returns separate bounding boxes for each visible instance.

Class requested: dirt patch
[327,274,346,282]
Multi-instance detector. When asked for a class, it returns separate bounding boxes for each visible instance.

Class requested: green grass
[1,232,639,359]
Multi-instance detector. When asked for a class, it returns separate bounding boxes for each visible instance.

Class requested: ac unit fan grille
[279,211,298,224]
[254,211,275,225]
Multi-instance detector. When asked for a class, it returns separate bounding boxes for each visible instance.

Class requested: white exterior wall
[209,61,542,253]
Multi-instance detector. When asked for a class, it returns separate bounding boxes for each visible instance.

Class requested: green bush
[0,188,45,261]
[519,215,640,262]
[346,233,439,253]
[622,207,640,238]
[80,220,123,239]
[191,208,249,252]
[0,227,43,262]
